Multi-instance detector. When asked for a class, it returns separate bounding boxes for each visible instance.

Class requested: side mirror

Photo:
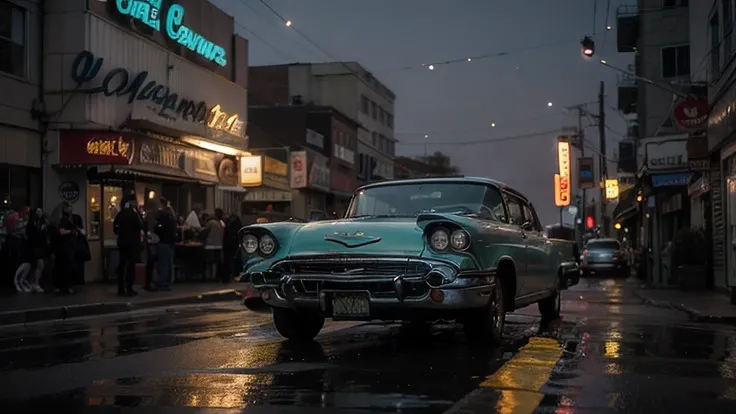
[521,221,533,231]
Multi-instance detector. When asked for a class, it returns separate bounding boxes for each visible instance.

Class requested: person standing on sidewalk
[49,202,76,295]
[24,208,49,293]
[153,198,177,291]
[113,193,143,296]
[203,208,225,281]
[143,201,159,291]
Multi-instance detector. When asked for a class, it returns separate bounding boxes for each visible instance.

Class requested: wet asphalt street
[1,278,736,413]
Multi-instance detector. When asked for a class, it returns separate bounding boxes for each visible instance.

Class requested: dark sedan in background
[581,238,629,278]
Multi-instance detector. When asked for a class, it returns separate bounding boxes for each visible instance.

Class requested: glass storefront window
[88,184,101,240]
[103,186,123,241]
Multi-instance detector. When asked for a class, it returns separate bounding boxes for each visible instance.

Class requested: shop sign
[59,181,81,204]
[306,129,324,149]
[139,140,186,170]
[241,156,263,187]
[557,139,570,178]
[217,158,238,186]
[333,144,355,165]
[290,151,308,189]
[605,179,619,200]
[114,1,227,66]
[263,156,290,191]
[190,150,217,178]
[72,51,244,137]
[554,174,570,207]
[644,138,688,171]
[59,131,135,165]
[688,174,711,198]
[309,154,331,192]
[578,157,595,189]
[672,98,709,132]
[688,159,709,171]
[651,172,693,188]
[244,189,293,202]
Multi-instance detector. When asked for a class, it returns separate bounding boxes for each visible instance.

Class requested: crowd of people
[0,191,244,297]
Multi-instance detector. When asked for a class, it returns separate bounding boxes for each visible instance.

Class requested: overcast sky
[212,0,632,225]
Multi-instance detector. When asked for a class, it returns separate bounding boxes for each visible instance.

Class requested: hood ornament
[325,231,382,248]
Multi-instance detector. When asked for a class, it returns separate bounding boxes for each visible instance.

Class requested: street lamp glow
[428,65,435,70]
[424,134,429,139]
[491,122,496,127]
[467,58,472,62]
[285,20,292,27]
[600,59,607,64]
[547,102,553,107]
[606,25,612,30]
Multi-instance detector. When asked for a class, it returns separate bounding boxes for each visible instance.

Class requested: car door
[521,203,554,292]
[503,194,532,296]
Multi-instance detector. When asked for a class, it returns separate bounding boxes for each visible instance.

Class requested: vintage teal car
[238,177,579,344]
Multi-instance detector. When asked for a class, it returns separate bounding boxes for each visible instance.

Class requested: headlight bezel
[242,234,258,254]
[258,234,277,256]
[450,229,471,251]
[429,227,451,252]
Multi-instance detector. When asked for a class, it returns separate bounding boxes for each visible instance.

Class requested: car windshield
[346,183,489,218]
[587,240,620,250]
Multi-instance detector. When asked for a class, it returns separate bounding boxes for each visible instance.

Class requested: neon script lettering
[116,0,161,31]
[115,1,227,67]
[166,4,227,67]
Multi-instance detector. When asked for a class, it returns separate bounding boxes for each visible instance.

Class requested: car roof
[588,238,620,244]
[357,176,529,203]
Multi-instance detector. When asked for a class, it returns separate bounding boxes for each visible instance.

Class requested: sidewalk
[633,286,736,323]
[0,282,245,327]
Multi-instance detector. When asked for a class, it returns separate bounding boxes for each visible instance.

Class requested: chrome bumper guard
[246,257,495,311]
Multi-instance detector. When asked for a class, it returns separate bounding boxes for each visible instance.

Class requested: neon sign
[72,50,244,137]
[115,0,227,67]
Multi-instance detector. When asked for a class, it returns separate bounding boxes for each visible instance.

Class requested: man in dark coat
[113,192,143,296]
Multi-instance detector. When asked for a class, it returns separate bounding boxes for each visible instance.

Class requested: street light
[285,20,292,27]
[614,222,622,230]
[581,36,595,57]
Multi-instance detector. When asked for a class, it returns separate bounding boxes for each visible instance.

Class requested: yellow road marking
[478,337,562,414]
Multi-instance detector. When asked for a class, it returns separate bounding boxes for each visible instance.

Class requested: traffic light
[581,36,595,57]
[586,216,595,229]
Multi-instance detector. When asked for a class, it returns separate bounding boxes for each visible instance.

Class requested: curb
[632,289,736,324]
[0,289,242,327]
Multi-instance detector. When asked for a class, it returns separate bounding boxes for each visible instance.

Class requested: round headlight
[450,230,470,251]
[242,234,258,254]
[259,234,276,256]
[430,228,450,251]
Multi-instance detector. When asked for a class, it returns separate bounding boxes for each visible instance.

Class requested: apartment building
[249,62,397,185]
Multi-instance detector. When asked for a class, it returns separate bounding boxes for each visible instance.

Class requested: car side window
[482,186,507,222]
[504,195,524,226]
[522,205,540,231]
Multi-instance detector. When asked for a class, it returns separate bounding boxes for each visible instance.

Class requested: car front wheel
[538,277,561,320]
[272,307,325,341]
[463,277,505,345]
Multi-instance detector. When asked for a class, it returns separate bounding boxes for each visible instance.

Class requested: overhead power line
[397,129,561,146]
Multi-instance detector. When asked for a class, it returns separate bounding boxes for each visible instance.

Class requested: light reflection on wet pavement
[0,279,735,413]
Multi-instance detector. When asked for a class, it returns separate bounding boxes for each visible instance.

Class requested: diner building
[41,0,249,281]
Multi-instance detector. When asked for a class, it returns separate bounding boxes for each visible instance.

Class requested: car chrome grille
[271,258,431,278]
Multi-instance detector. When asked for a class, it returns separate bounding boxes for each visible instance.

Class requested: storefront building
[241,151,294,223]
[637,134,691,286]
[41,0,249,281]
[0,1,43,211]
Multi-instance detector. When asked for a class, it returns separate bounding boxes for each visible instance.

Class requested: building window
[662,45,690,78]
[360,95,369,114]
[0,2,26,78]
[371,101,377,120]
[711,14,721,77]
[387,114,394,128]
[372,131,377,147]
[379,108,385,125]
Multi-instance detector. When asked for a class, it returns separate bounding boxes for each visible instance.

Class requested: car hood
[286,217,427,257]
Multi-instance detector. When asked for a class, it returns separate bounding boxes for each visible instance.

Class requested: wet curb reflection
[633,289,736,325]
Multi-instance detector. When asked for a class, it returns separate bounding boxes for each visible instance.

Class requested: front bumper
[243,257,495,318]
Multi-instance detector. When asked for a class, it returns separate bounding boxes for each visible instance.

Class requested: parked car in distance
[238,177,579,345]
[581,238,629,278]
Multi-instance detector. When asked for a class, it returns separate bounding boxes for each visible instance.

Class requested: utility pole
[598,81,607,237]
[577,107,586,242]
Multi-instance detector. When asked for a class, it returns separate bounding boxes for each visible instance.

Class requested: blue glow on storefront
[115,0,227,67]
